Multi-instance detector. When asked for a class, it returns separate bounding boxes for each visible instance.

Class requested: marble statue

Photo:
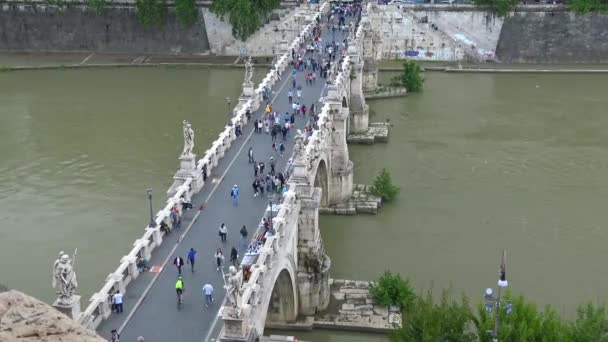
[294,129,306,160]
[52,250,78,305]
[244,57,254,85]
[223,266,243,317]
[181,120,194,157]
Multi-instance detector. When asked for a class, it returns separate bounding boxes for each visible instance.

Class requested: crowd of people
[109,2,362,340]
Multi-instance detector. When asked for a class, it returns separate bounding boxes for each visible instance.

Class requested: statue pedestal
[218,307,256,342]
[239,82,256,109]
[53,295,81,320]
[167,153,203,197]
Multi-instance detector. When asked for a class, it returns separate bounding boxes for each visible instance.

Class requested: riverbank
[3,51,608,73]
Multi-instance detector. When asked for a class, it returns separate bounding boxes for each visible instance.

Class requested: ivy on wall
[175,0,199,27]
[211,0,280,40]
[136,0,166,28]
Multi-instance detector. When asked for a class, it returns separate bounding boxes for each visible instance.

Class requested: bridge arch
[266,268,297,323]
[313,158,329,207]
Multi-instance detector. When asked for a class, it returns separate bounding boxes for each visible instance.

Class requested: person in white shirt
[202,283,214,307]
[112,290,124,313]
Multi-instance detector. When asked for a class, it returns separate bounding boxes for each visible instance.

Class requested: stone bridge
[78,2,380,341]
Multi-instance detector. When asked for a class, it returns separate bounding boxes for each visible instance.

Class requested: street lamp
[483,250,512,342]
[146,188,157,228]
[226,97,232,126]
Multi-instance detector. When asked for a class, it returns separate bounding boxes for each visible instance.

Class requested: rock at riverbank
[320,184,383,215]
[0,289,104,342]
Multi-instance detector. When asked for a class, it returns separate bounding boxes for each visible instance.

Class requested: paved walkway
[97,15,352,342]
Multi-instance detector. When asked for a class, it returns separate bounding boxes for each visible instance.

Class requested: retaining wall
[0,4,210,54]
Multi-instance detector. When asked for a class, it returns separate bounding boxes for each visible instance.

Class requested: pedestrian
[259,178,266,196]
[259,161,265,174]
[279,143,285,157]
[272,142,277,153]
[288,90,293,103]
[187,248,197,273]
[230,247,239,267]
[270,157,276,175]
[248,147,254,163]
[301,104,307,116]
[252,178,259,197]
[112,290,123,314]
[271,127,277,142]
[230,185,239,206]
[292,77,296,89]
[215,249,224,271]
[254,162,258,177]
[291,112,296,124]
[240,225,248,239]
[173,255,185,275]
[219,223,228,242]
[297,88,302,100]
[110,329,120,342]
[203,282,214,307]
[137,337,145,342]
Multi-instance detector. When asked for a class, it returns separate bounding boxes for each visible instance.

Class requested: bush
[211,0,280,40]
[372,168,400,202]
[390,60,424,93]
[136,0,166,28]
[391,289,476,342]
[175,0,198,27]
[370,271,415,310]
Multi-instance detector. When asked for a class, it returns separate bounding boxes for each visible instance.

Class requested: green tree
[391,288,476,342]
[370,271,415,310]
[391,60,424,93]
[474,292,567,342]
[568,302,608,341]
[136,0,166,28]
[473,0,518,17]
[175,0,198,27]
[372,168,400,202]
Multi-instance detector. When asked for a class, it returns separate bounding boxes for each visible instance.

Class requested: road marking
[116,62,293,336]
[80,53,94,65]
[202,298,227,342]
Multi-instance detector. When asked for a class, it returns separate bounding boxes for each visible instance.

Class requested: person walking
[230,247,239,267]
[219,223,228,242]
[288,90,293,104]
[112,290,123,314]
[214,249,224,271]
[187,248,197,273]
[279,143,285,158]
[252,178,259,198]
[240,225,248,250]
[297,88,302,100]
[202,282,214,307]
[110,329,120,342]
[248,147,254,163]
[270,157,276,176]
[230,185,239,206]
[173,255,185,275]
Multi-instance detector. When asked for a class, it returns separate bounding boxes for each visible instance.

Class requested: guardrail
[78,0,331,331]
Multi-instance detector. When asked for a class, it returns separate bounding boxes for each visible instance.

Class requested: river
[1,67,607,340]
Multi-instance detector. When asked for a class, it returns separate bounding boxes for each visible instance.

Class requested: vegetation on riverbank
[211,0,280,40]
[175,0,198,27]
[372,169,400,202]
[136,0,166,28]
[370,271,415,310]
[473,0,517,16]
[390,60,424,93]
[569,0,608,13]
[373,271,608,341]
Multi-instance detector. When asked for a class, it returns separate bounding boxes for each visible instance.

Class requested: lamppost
[146,188,157,228]
[226,97,232,126]
[483,250,512,342]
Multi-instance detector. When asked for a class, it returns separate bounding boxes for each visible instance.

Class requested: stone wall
[497,11,608,63]
[370,4,608,63]
[0,5,210,54]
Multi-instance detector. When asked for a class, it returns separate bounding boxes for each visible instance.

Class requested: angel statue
[52,250,78,305]
[181,120,195,157]
[244,57,254,85]
[223,265,243,318]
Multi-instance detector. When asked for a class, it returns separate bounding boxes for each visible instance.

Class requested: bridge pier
[326,86,354,205]
[296,188,331,315]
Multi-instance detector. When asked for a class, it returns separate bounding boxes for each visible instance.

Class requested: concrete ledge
[347,122,390,145]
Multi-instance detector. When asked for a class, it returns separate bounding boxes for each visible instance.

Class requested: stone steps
[320,184,383,215]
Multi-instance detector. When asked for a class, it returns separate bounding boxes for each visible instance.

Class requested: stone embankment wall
[496,11,608,63]
[0,4,210,54]
[371,4,608,63]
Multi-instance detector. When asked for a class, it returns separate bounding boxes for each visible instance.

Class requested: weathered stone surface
[342,303,355,311]
[0,290,105,342]
[389,305,401,313]
[332,291,346,301]
[346,293,368,300]
[373,306,389,316]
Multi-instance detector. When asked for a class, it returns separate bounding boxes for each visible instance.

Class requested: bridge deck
[97,16,351,342]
